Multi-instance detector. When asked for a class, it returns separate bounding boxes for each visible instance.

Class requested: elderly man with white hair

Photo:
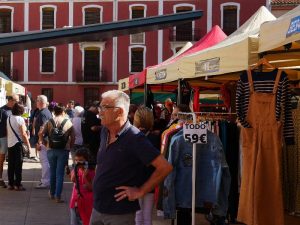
[34,95,52,189]
[90,90,172,225]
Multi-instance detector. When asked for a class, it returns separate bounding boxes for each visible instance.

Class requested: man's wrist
[138,187,146,198]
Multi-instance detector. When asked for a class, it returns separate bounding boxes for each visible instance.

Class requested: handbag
[8,116,30,157]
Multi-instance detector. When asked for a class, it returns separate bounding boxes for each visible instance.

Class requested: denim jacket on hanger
[163,129,230,219]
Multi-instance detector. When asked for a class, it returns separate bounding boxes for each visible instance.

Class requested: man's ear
[117,107,125,117]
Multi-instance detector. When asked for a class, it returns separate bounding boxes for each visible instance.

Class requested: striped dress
[236,69,295,145]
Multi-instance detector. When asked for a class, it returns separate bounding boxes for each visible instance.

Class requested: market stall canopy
[118,77,129,91]
[0,11,202,53]
[258,5,300,68]
[177,6,276,79]
[6,81,26,96]
[259,5,300,53]
[129,42,193,88]
[147,25,227,84]
[0,77,7,89]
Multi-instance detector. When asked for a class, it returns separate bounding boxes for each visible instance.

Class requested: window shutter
[85,8,100,25]
[223,6,238,35]
[42,8,55,30]
[131,48,144,72]
[42,48,54,73]
[0,9,12,33]
[84,49,100,81]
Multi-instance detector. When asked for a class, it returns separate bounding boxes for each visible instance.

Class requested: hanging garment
[163,130,230,219]
[237,70,284,225]
[283,103,300,214]
[236,69,294,145]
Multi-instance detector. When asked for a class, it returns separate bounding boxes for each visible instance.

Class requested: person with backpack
[38,103,74,203]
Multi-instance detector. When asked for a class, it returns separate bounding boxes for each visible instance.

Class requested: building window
[0,53,11,77]
[84,48,101,81]
[221,4,239,35]
[131,6,145,19]
[42,7,55,30]
[84,7,101,25]
[130,5,145,44]
[171,5,197,42]
[41,48,55,73]
[130,47,144,73]
[41,88,53,103]
[0,9,12,33]
[84,88,99,108]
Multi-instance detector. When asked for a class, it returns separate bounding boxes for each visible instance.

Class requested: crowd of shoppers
[0,90,186,225]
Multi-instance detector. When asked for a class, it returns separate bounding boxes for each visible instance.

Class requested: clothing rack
[176,111,236,225]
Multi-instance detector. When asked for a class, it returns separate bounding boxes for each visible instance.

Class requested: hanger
[250,58,275,70]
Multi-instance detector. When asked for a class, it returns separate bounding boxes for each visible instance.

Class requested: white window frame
[129,4,146,45]
[220,2,240,30]
[173,4,195,42]
[79,42,106,81]
[0,6,14,32]
[82,5,103,25]
[40,5,57,30]
[39,47,56,74]
[128,45,146,74]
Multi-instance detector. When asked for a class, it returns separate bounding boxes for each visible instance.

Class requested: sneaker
[35,183,49,189]
[55,198,64,203]
[14,185,26,191]
[0,179,7,188]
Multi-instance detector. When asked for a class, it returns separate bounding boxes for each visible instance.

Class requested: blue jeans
[47,149,69,198]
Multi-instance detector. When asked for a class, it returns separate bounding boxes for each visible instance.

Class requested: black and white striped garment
[236,69,295,145]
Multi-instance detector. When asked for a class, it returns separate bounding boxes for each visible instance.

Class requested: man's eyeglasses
[99,105,120,111]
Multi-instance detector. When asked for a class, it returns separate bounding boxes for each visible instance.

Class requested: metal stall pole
[177,79,182,104]
[144,82,148,105]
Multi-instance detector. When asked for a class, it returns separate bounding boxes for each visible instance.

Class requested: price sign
[183,122,207,144]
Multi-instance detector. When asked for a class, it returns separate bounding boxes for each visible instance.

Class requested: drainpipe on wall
[112,0,118,83]
[24,0,29,82]
[266,0,272,11]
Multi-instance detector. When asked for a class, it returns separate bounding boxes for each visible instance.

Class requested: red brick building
[0,0,267,106]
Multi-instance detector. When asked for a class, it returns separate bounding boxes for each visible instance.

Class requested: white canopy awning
[146,42,193,84]
[259,5,300,53]
[177,6,276,79]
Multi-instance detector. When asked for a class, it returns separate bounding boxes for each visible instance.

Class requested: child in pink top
[70,148,95,225]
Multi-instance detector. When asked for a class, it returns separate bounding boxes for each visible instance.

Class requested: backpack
[48,118,69,149]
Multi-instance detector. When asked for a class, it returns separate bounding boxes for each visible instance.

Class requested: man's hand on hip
[114,186,144,202]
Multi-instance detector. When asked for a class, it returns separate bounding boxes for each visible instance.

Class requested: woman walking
[7,102,31,191]
[38,104,74,202]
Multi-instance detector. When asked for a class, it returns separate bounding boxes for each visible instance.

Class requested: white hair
[74,106,84,117]
[101,90,130,116]
[37,95,48,104]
